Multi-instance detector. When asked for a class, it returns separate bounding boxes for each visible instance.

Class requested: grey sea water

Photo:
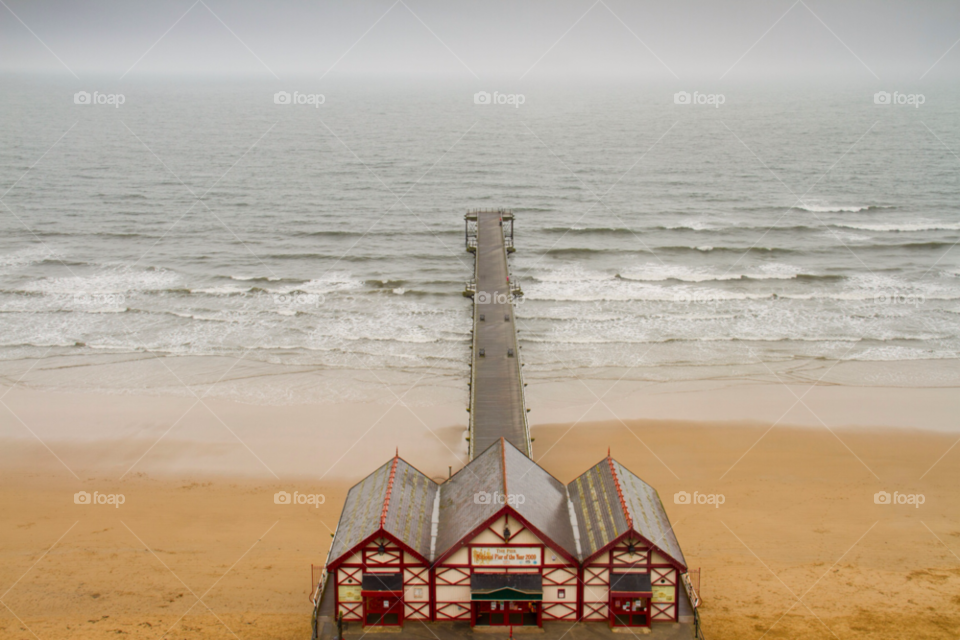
[1,77,958,404]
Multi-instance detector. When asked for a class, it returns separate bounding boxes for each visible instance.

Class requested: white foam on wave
[22,267,181,295]
[794,203,874,213]
[271,272,364,294]
[828,231,872,243]
[524,279,756,302]
[81,307,127,314]
[527,264,609,283]
[522,268,960,304]
[169,311,235,322]
[0,246,59,272]
[834,221,960,232]
[230,275,284,281]
[618,263,802,283]
[191,286,247,295]
[664,220,713,231]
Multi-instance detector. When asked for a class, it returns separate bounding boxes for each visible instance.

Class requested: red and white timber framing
[580,531,685,622]
[578,457,687,622]
[329,457,431,622]
[330,532,432,622]
[432,506,580,622]
[326,451,687,626]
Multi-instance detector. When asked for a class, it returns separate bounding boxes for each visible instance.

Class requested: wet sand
[1,388,959,639]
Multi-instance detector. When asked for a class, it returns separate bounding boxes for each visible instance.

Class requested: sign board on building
[471,546,542,567]
[651,585,675,603]
[338,585,362,602]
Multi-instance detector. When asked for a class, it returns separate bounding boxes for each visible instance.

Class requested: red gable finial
[607,447,611,458]
[396,447,399,458]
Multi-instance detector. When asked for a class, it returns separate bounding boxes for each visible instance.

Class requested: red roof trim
[582,528,687,573]
[500,437,508,497]
[380,455,399,528]
[607,455,633,529]
[326,527,431,570]
[431,505,580,567]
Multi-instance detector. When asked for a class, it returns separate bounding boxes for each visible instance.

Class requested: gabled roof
[568,455,686,569]
[435,438,579,562]
[325,445,687,573]
[327,455,438,566]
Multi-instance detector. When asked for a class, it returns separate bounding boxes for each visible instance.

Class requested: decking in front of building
[316,615,697,640]
[466,210,530,458]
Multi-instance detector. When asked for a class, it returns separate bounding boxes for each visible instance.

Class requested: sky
[0,0,958,82]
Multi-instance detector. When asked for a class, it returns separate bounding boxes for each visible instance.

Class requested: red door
[610,596,650,627]
[473,601,540,626]
[363,593,403,626]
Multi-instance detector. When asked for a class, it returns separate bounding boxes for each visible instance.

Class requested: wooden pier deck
[465,209,531,459]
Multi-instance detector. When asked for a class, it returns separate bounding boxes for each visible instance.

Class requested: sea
[1,76,958,406]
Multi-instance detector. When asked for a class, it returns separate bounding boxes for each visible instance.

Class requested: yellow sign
[471,546,541,567]
[338,585,362,602]
[651,585,675,603]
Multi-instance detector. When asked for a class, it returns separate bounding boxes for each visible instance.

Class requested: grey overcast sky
[1,0,958,81]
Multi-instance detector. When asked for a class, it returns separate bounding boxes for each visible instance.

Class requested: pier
[463,209,530,459]
[311,209,701,640]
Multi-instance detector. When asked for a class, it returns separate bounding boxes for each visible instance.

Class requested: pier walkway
[464,209,530,459]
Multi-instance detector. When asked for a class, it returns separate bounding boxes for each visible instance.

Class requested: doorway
[363,593,403,626]
[610,595,650,627]
[473,600,539,626]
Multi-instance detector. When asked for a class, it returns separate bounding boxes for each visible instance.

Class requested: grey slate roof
[327,457,438,565]
[435,439,579,562]
[382,458,438,561]
[568,457,685,569]
[327,445,685,572]
[435,439,505,559]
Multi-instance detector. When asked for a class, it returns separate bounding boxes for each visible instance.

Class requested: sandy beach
[4,3,960,638]
[2,387,959,640]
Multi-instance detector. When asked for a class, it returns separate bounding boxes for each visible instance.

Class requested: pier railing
[310,518,342,639]
[682,570,705,640]
[499,220,531,457]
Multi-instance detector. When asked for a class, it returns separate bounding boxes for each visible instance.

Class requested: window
[557,589,566,599]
